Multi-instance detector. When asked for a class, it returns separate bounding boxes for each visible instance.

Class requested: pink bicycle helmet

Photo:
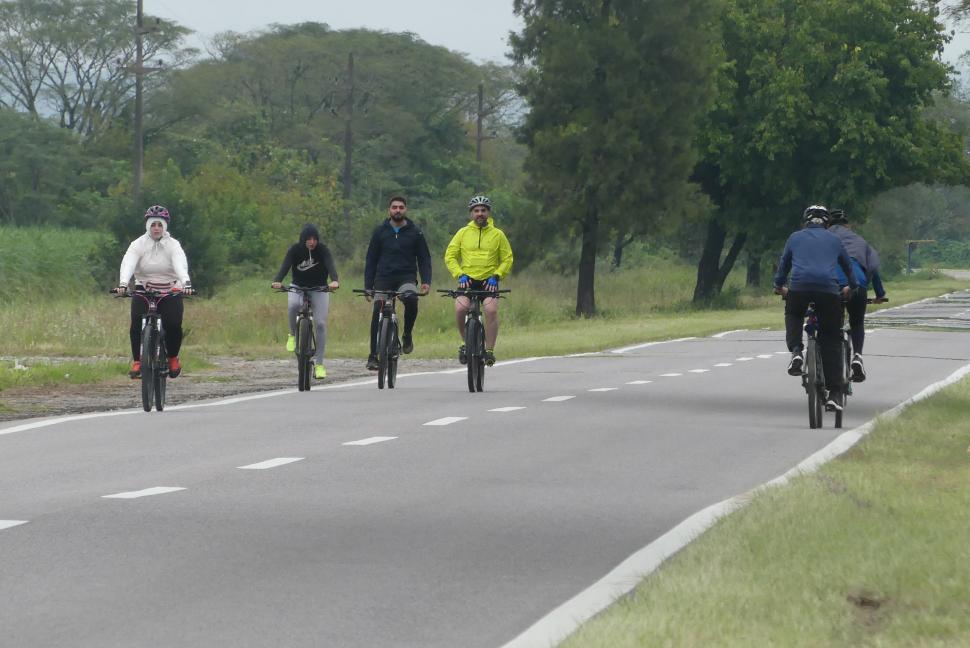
[144,205,170,223]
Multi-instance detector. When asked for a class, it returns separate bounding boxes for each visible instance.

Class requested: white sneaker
[850,353,866,382]
[787,352,804,376]
[825,390,844,412]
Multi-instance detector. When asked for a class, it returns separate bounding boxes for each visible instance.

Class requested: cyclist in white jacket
[117,205,193,379]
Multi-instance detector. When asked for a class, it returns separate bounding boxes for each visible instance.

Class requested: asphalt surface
[868,289,970,330]
[2,311,968,647]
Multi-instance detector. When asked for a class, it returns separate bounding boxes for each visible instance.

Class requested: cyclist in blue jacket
[773,205,858,411]
[827,209,887,382]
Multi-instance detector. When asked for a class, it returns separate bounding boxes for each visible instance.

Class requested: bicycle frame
[438,288,510,393]
[276,285,328,392]
[354,288,417,390]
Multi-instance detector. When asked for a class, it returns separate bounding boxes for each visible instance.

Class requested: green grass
[561,376,970,648]
[1,264,964,361]
[0,359,129,392]
[0,226,107,302]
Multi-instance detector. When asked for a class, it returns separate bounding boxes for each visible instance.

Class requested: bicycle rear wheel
[835,334,851,428]
[154,334,167,412]
[140,323,155,412]
[377,318,391,390]
[297,316,312,392]
[387,322,399,389]
[806,338,823,429]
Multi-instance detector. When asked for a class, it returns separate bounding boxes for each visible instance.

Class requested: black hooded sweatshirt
[273,224,339,287]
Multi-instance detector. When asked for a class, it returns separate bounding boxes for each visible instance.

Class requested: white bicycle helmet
[468,195,492,210]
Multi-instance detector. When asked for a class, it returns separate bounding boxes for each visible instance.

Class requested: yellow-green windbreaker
[444,217,514,280]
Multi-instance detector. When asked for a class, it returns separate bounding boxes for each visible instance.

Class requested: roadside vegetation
[562,374,970,647]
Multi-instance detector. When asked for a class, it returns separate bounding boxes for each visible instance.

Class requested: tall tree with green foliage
[511,0,721,316]
[692,0,969,302]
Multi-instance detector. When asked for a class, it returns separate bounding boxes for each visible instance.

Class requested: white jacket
[119,231,191,289]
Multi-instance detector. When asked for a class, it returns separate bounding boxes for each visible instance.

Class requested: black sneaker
[458,345,467,365]
[825,390,844,412]
[484,350,496,366]
[366,354,379,371]
[402,334,413,354]
[850,353,866,382]
[787,352,804,376]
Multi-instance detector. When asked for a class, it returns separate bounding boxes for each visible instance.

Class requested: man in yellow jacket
[444,195,514,366]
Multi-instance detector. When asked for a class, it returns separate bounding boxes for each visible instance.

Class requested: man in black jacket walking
[364,196,432,369]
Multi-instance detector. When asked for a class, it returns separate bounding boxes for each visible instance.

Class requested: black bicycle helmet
[828,209,847,225]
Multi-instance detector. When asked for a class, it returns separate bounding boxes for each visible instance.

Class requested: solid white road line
[688,369,709,374]
[610,337,697,354]
[1,520,28,531]
[424,417,468,426]
[711,329,748,338]
[714,363,733,367]
[342,436,397,446]
[503,360,970,648]
[626,380,652,385]
[543,396,575,402]
[489,407,526,413]
[660,373,682,377]
[102,487,186,499]
[588,388,618,392]
[237,457,304,470]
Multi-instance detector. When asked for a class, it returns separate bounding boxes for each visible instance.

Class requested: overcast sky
[147,0,522,64]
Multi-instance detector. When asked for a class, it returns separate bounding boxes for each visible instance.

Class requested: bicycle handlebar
[110,287,194,297]
[437,288,510,298]
[352,288,424,298]
[274,285,331,293]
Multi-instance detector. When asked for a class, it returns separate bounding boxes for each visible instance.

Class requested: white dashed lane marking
[661,373,682,377]
[757,354,774,359]
[1,520,28,531]
[424,417,468,426]
[238,457,304,470]
[102,487,186,499]
[688,369,709,374]
[543,396,575,402]
[626,380,652,385]
[588,388,618,392]
[490,407,526,413]
[714,363,733,367]
[343,436,397,446]
[736,357,754,362]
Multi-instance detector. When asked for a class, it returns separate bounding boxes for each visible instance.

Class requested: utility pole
[342,52,354,225]
[476,82,485,163]
[133,0,145,204]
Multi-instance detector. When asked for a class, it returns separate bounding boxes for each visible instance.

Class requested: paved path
[2,303,968,647]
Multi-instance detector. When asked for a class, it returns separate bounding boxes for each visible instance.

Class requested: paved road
[2,318,968,646]
[868,289,970,330]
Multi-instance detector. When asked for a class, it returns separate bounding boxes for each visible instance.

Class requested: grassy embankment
[1,224,967,384]
[562,374,970,647]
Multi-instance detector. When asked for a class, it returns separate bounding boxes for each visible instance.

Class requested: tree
[0,0,191,137]
[692,0,969,302]
[511,0,721,316]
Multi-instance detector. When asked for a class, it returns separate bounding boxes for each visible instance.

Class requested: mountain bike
[354,288,418,390]
[833,296,889,428]
[438,288,510,393]
[799,302,828,429]
[112,287,191,412]
[275,285,330,392]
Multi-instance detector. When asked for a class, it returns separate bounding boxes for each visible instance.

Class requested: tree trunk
[746,251,761,288]
[576,203,599,317]
[693,217,747,302]
[612,231,625,269]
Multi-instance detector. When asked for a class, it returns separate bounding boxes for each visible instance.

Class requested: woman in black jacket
[271,224,339,379]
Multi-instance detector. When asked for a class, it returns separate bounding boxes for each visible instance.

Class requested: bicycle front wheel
[465,318,482,393]
[140,323,155,412]
[154,334,167,412]
[377,318,391,390]
[297,316,312,392]
[387,323,399,389]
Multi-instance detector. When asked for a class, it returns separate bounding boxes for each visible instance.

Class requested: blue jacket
[773,223,858,294]
[828,224,886,297]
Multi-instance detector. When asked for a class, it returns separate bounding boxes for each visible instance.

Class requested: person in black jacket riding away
[773,205,858,411]
[271,224,340,379]
[363,196,432,370]
[826,209,887,382]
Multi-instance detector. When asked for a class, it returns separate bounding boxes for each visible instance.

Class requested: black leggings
[130,293,184,360]
[845,288,868,353]
[784,291,844,391]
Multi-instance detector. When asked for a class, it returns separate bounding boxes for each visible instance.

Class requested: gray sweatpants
[288,289,330,364]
